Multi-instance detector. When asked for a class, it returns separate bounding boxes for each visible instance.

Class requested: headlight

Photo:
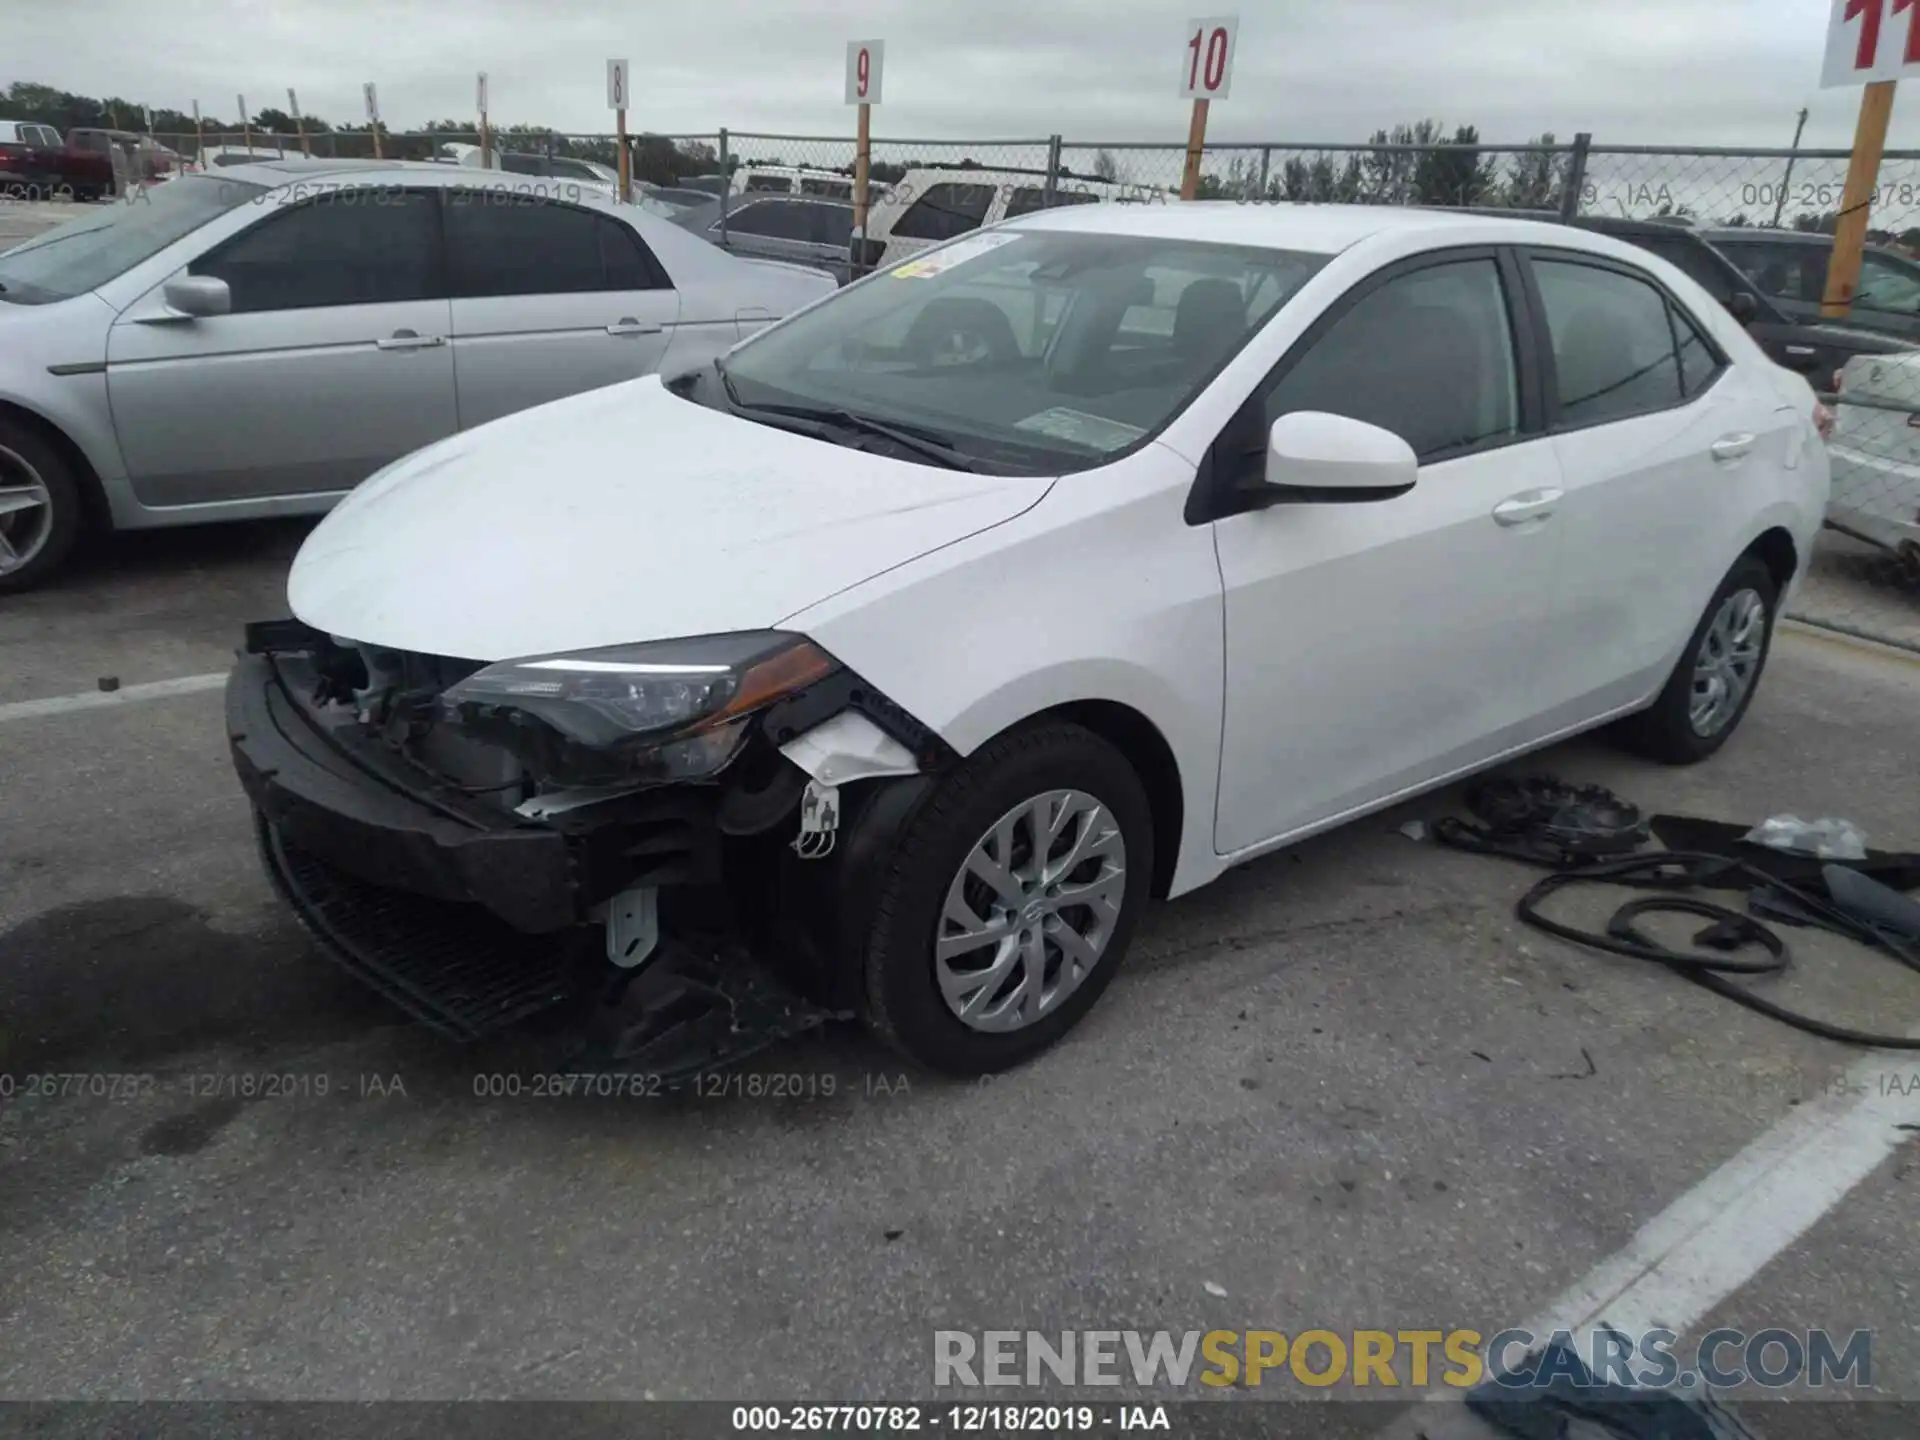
[440,631,837,784]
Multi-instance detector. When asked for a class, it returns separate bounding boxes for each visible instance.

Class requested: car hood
[288,376,1053,660]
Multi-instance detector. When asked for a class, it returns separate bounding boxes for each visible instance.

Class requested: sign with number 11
[1823,0,1920,86]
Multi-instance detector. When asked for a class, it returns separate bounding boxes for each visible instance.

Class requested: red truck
[0,123,141,201]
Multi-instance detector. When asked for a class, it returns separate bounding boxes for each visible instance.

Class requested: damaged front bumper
[227,622,949,1052]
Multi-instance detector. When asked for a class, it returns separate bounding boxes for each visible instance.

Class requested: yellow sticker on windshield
[888,232,1022,278]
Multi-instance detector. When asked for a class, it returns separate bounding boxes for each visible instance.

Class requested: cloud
[10,0,1917,151]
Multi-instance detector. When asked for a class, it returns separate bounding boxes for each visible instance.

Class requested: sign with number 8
[846,39,885,105]
[1180,15,1239,99]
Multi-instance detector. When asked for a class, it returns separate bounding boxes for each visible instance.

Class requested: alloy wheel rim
[0,445,54,577]
[1688,587,1767,736]
[934,789,1127,1033]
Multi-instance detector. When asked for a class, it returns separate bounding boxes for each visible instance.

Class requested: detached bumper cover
[226,652,577,933]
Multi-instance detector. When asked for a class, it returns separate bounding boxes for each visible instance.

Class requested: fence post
[546,129,557,161]
[1043,134,1062,207]
[718,128,731,245]
[1559,131,1592,221]
[1258,145,1271,199]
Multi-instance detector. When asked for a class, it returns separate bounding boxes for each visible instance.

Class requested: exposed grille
[257,816,592,1040]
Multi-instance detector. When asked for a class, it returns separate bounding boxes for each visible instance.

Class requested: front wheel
[0,420,85,594]
[1616,555,1777,764]
[859,722,1154,1075]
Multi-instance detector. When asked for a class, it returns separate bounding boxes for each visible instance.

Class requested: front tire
[860,721,1154,1075]
[0,420,85,594]
[1616,554,1777,764]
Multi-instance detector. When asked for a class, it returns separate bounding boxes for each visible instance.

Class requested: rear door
[1521,247,1792,719]
[442,190,680,428]
[106,187,457,506]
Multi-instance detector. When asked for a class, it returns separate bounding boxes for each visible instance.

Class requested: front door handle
[1491,487,1562,526]
[606,318,663,336]
[1710,432,1756,462]
[377,330,445,351]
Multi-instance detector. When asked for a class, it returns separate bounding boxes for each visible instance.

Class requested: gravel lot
[1,522,1917,1430]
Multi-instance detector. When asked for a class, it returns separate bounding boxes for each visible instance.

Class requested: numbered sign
[1179,16,1239,100]
[142,106,152,129]
[287,87,300,117]
[363,82,380,123]
[1822,0,1920,85]
[846,40,885,105]
[607,59,629,111]
[237,94,248,121]
[477,72,489,113]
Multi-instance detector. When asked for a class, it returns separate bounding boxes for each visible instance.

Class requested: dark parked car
[62,128,137,199]
[1699,226,1920,345]
[1575,218,1915,384]
[671,194,879,286]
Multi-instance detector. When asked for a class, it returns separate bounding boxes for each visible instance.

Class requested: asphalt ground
[1,520,1917,1434]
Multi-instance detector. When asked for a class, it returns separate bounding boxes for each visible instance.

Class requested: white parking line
[1385,1037,1920,1436]
[0,672,228,724]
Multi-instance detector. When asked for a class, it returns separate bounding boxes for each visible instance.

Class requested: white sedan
[0,159,833,590]
[230,203,1828,1073]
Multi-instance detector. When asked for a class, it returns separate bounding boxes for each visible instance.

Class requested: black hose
[1436,791,1920,1050]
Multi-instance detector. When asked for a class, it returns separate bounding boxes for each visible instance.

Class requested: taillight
[1813,400,1836,442]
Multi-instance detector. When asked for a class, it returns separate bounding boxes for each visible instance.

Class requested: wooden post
[853,101,872,249]
[192,101,203,166]
[239,95,252,153]
[1179,98,1209,200]
[480,111,492,168]
[1822,80,1896,319]
[617,107,631,204]
[371,123,383,161]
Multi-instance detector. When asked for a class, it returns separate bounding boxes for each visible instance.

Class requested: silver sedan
[0,159,834,591]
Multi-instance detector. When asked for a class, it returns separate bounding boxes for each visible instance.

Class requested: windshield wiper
[712,358,986,472]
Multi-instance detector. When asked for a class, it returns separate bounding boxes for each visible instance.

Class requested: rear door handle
[1710,432,1756,462]
[1491,487,1562,526]
[377,330,445,351]
[606,318,663,336]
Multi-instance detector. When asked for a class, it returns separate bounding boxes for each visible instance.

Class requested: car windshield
[0,174,267,305]
[719,230,1327,474]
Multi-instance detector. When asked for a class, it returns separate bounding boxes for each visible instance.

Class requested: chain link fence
[50,126,1920,650]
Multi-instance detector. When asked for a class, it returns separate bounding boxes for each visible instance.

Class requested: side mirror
[162,274,231,318]
[1728,291,1759,324]
[1250,411,1418,505]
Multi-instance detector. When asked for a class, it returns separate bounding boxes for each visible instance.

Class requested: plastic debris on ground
[1741,814,1870,861]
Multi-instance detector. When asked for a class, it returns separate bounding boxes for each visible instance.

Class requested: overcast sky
[11,0,1920,149]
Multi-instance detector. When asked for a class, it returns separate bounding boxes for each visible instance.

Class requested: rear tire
[0,419,85,594]
[1616,554,1777,765]
[860,721,1153,1075]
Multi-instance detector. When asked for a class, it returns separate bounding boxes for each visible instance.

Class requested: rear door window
[445,194,668,296]
[1004,187,1102,219]
[1531,256,1685,425]
[744,174,790,194]
[720,200,814,242]
[799,177,852,199]
[889,183,997,242]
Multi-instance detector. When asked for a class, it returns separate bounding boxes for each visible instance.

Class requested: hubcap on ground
[1689,587,1767,736]
[934,788,1127,1034]
[0,444,54,577]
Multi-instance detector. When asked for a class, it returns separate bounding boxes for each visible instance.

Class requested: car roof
[1001,201,1587,254]
[1698,226,1824,243]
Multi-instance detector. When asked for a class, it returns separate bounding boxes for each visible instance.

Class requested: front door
[1213,251,1565,855]
[106,188,456,506]
[442,191,678,429]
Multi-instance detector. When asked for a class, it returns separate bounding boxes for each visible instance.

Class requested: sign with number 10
[1180,16,1239,99]
[1822,0,1920,85]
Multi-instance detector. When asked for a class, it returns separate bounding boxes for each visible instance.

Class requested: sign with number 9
[846,39,885,105]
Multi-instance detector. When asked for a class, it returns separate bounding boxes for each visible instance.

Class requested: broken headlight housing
[438,631,838,787]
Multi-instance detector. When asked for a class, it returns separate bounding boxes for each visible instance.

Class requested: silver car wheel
[934,789,1128,1034]
[0,444,55,578]
[1688,587,1767,736]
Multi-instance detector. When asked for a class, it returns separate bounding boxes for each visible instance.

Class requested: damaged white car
[231,206,1828,1074]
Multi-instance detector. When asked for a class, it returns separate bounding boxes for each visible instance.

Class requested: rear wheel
[860,722,1153,1074]
[1616,555,1777,764]
[0,421,85,594]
